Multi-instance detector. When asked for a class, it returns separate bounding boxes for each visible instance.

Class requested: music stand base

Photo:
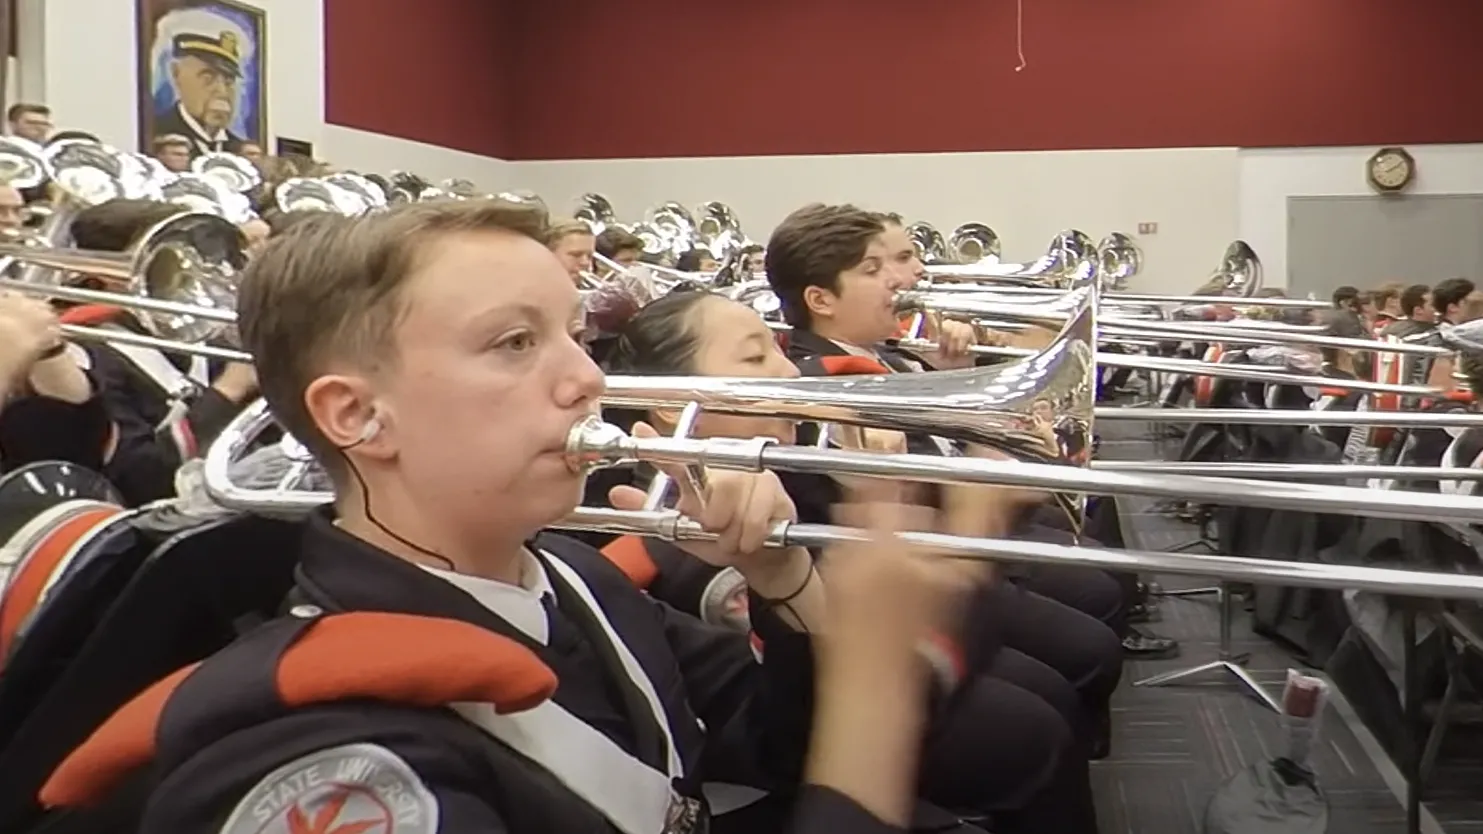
[1133,658,1282,712]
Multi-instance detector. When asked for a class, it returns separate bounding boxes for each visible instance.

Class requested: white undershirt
[421,549,555,644]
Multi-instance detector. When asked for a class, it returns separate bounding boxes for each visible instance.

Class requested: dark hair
[596,227,643,259]
[1433,278,1476,315]
[1372,282,1403,310]
[1320,308,1372,369]
[675,248,713,272]
[70,199,185,252]
[1400,283,1432,316]
[765,203,884,328]
[601,290,719,444]
[605,290,716,376]
[1332,285,1360,309]
[7,103,49,122]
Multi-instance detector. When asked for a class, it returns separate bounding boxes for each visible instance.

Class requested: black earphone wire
[334,434,457,571]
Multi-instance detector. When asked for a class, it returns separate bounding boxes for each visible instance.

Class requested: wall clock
[1366,146,1416,194]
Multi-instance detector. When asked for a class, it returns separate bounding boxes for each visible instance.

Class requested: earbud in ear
[356,415,382,444]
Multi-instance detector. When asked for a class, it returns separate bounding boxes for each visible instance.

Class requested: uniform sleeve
[87,348,246,505]
[0,390,112,471]
[656,588,817,788]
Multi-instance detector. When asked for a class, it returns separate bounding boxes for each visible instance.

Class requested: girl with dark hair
[603,290,1105,834]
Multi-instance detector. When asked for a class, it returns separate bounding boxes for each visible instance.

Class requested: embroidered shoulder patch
[218,743,439,834]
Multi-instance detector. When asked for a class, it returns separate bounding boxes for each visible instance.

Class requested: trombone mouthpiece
[564,415,632,473]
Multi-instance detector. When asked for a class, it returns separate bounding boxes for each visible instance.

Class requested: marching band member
[40,199,1009,834]
[1433,278,1477,327]
[63,199,258,505]
[597,227,646,271]
[0,182,27,234]
[0,294,112,469]
[1380,283,1434,339]
[603,288,1102,833]
[546,216,596,283]
[763,203,1127,747]
[675,248,719,273]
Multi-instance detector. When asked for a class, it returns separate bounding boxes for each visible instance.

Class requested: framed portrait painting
[136,0,266,157]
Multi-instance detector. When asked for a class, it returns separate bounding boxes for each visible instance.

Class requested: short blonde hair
[239,199,550,479]
[546,217,594,247]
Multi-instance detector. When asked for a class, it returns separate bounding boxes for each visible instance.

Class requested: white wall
[510,148,1241,296]
[1238,144,1483,288]
[512,143,1483,294]
[13,0,509,189]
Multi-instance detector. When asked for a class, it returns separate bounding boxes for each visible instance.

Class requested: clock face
[1369,151,1412,190]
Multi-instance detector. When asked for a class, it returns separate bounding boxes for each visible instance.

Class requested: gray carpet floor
[1093,419,1434,833]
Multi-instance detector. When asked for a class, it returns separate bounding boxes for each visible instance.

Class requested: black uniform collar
[293,508,529,636]
[784,327,928,374]
[782,327,849,361]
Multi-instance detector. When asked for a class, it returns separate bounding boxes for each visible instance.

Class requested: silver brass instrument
[0,137,51,190]
[324,173,389,212]
[646,202,697,258]
[575,193,618,234]
[0,211,246,344]
[160,173,256,225]
[949,223,1001,264]
[275,177,382,216]
[191,152,263,194]
[906,222,948,264]
[923,230,1099,290]
[1188,240,1263,298]
[1097,233,1141,291]
[694,201,747,259]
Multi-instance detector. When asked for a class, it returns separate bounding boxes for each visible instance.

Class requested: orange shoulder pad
[601,535,658,589]
[41,611,556,808]
[58,305,126,327]
[820,355,892,375]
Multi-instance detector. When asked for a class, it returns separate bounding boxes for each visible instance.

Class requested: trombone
[0,211,247,353]
[196,294,1483,602]
[201,286,1483,530]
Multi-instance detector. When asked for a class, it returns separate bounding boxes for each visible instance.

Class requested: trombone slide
[565,418,1483,527]
[560,508,1483,602]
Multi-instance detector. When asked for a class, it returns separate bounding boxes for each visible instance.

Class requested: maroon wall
[327,0,1483,161]
[323,0,514,158]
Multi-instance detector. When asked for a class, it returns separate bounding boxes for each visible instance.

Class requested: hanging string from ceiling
[1014,0,1028,72]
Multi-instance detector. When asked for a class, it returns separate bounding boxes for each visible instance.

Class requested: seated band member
[1380,283,1435,339]
[63,199,258,505]
[1433,278,1477,327]
[0,295,112,470]
[604,288,1102,833]
[597,227,646,271]
[39,200,1001,834]
[675,248,720,274]
[1369,282,1404,335]
[546,217,596,284]
[763,203,1125,743]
